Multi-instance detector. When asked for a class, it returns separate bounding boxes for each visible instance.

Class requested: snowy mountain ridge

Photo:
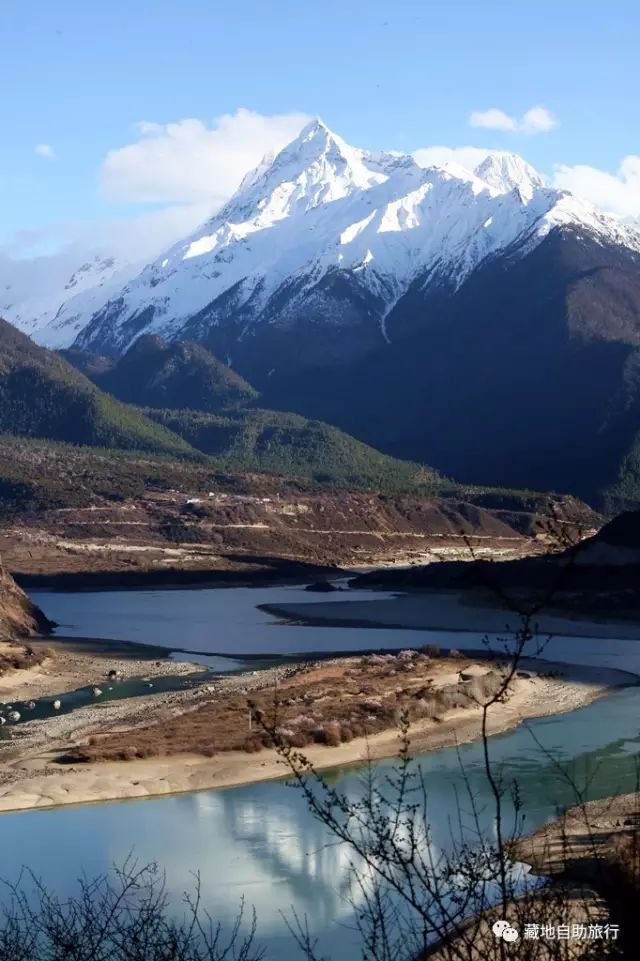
[1,254,139,348]
[5,119,640,353]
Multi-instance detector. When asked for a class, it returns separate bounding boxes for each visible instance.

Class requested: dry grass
[63,650,505,764]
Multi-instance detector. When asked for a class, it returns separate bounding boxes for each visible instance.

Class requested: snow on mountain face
[12,119,640,357]
[472,152,545,200]
[1,255,139,348]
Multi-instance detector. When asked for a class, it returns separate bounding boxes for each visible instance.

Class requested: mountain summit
[472,152,545,200]
[5,124,640,504]
[7,123,639,365]
[67,122,638,365]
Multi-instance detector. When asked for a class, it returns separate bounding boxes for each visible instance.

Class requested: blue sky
[2,0,639,260]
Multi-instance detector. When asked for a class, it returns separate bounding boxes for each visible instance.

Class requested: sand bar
[0,657,633,816]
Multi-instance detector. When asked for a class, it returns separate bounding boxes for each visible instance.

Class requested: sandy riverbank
[0,657,633,815]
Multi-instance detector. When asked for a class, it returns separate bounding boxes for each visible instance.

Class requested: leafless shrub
[264,517,640,960]
[423,644,441,657]
[0,860,263,961]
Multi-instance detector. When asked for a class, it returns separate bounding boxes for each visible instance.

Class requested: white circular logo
[492,920,519,942]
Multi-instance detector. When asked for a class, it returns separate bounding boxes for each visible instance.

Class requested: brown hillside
[0,562,51,639]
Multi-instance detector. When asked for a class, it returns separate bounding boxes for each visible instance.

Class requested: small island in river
[0,626,633,814]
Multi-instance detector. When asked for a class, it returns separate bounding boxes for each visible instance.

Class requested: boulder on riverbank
[305,581,340,593]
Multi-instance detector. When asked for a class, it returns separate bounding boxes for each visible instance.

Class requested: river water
[0,585,637,960]
[29,584,640,672]
[32,584,403,656]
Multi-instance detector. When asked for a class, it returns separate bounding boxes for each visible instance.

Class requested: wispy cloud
[469,105,558,135]
[35,143,55,159]
[553,155,640,220]
[100,107,311,204]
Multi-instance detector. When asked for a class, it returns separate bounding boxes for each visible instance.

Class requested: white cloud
[469,108,517,133]
[4,109,312,276]
[519,106,557,134]
[0,203,211,280]
[35,143,55,159]
[98,203,213,260]
[0,244,86,309]
[100,107,311,204]
[553,155,640,220]
[469,105,557,135]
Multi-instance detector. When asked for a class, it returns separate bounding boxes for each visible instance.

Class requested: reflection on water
[0,687,638,960]
[13,585,640,956]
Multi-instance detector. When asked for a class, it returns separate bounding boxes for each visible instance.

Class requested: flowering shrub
[289,714,316,727]
[361,698,383,712]
[274,727,295,739]
[367,654,388,665]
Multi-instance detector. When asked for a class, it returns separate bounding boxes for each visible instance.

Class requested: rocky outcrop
[351,510,640,618]
[0,561,52,639]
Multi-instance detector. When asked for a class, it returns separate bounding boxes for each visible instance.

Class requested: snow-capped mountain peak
[219,117,394,228]
[5,123,640,355]
[237,149,276,193]
[473,152,546,201]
